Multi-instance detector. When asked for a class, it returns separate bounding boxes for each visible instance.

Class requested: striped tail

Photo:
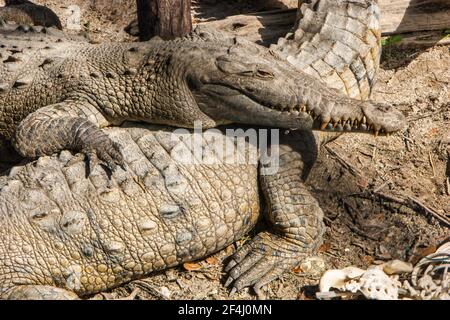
[271,0,381,101]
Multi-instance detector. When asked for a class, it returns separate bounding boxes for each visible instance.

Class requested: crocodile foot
[79,132,125,175]
[224,232,304,297]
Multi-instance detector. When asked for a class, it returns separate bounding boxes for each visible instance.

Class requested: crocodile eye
[256,69,274,79]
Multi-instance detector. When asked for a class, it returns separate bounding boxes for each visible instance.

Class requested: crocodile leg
[224,131,325,296]
[12,99,124,172]
[5,285,79,300]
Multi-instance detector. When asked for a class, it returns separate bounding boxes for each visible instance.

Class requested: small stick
[118,288,141,300]
[403,134,412,152]
[371,191,450,227]
[324,146,362,177]
[372,146,377,163]
[428,152,436,177]
[407,196,450,227]
[374,180,391,193]
[446,177,450,196]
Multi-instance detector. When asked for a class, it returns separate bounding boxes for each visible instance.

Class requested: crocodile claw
[224,232,302,297]
[82,138,125,176]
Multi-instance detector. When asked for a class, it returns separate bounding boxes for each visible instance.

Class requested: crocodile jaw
[194,85,407,135]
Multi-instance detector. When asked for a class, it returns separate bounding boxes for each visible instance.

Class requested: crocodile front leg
[12,99,124,172]
[225,131,325,296]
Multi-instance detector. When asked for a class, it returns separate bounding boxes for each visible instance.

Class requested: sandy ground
[1,0,449,300]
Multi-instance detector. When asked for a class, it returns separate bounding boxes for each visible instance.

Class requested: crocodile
[0,0,62,29]
[0,123,326,299]
[0,0,408,299]
[0,18,405,171]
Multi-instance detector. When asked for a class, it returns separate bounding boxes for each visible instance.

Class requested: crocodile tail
[271,0,381,101]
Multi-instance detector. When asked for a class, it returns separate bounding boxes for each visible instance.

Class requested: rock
[381,260,413,275]
[159,286,171,300]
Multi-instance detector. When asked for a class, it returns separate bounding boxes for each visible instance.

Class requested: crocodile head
[181,30,406,136]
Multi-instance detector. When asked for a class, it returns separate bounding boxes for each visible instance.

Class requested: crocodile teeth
[362,116,367,124]
[289,96,296,109]
[320,121,330,130]
[374,129,379,136]
[300,105,306,112]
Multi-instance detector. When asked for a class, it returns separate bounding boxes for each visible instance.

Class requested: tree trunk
[136,0,192,41]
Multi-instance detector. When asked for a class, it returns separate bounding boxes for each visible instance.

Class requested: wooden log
[280,0,450,34]
[199,1,450,46]
[384,31,450,47]
[378,0,450,34]
[200,9,297,46]
[136,0,192,41]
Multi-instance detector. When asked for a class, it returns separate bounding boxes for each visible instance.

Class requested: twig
[324,145,362,177]
[429,152,436,177]
[407,196,450,227]
[408,106,448,122]
[402,133,413,152]
[446,178,450,196]
[117,288,141,300]
[372,146,377,163]
[363,191,450,227]
[374,180,391,193]
[131,280,169,300]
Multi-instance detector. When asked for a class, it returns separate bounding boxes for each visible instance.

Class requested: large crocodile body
[0,124,324,299]
[0,2,404,171]
[0,0,409,299]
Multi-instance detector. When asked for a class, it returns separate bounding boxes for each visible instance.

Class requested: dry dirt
[1,0,449,300]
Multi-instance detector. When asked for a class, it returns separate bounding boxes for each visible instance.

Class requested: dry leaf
[225,245,234,256]
[183,262,202,271]
[292,266,303,273]
[419,245,437,257]
[206,256,219,265]
[425,127,439,138]
[412,245,437,264]
[362,255,375,266]
[318,242,331,253]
